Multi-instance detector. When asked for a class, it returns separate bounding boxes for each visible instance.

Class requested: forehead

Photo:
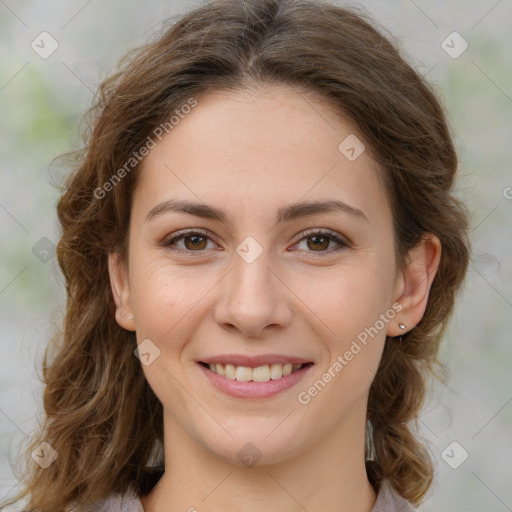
[132,84,390,227]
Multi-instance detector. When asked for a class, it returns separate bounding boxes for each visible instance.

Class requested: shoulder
[371,480,419,512]
[84,485,144,512]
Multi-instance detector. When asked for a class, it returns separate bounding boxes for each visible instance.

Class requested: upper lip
[198,354,313,368]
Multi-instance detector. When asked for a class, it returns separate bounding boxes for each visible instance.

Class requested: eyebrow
[145,198,369,224]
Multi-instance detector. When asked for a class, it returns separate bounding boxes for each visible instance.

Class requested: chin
[196,421,308,468]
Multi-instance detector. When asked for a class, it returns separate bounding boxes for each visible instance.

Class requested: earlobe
[387,234,442,337]
[108,252,136,331]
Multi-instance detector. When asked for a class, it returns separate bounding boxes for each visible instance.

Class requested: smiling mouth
[199,361,314,382]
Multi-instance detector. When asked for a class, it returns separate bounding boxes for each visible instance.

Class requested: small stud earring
[121,312,126,317]
[396,322,407,341]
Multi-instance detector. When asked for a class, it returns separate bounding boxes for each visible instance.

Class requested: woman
[3,0,470,510]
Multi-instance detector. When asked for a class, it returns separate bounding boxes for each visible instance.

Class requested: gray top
[90,480,416,511]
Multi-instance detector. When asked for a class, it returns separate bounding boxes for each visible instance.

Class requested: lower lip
[197,363,314,399]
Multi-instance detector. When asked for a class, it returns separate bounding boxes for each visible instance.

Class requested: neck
[141,413,377,512]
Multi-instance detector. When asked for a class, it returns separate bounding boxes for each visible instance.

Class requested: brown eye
[293,229,350,256]
[306,234,331,251]
[182,234,208,250]
[162,230,217,254]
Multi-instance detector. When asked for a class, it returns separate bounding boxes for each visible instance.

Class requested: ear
[387,233,442,337]
[108,252,136,332]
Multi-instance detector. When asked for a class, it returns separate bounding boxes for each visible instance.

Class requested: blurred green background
[0,1,511,510]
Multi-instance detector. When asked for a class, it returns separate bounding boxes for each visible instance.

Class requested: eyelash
[161,228,351,257]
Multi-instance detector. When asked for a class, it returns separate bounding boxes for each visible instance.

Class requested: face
[109,83,439,467]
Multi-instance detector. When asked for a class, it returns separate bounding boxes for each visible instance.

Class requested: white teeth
[282,363,293,376]
[225,364,236,380]
[252,365,270,382]
[235,366,253,382]
[206,362,305,382]
[269,363,283,380]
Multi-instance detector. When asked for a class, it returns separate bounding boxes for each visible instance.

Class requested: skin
[108,83,441,512]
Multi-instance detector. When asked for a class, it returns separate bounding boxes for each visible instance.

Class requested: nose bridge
[237,240,275,291]
[230,241,277,312]
[215,238,291,336]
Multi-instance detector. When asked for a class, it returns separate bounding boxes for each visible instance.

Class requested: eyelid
[292,227,351,247]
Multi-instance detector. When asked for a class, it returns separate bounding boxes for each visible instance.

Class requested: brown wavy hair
[2,0,471,510]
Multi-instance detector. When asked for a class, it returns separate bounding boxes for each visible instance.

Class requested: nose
[214,247,293,338]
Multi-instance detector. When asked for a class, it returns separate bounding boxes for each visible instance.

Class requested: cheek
[129,258,218,343]
[299,262,392,392]
[130,262,209,410]
[296,271,390,415]
[332,270,394,384]
[295,260,391,338]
